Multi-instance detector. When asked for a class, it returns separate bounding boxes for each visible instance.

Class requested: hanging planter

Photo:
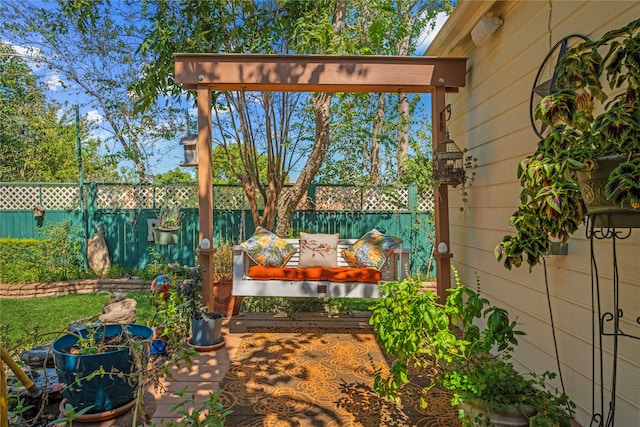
[152,227,180,245]
[576,156,640,229]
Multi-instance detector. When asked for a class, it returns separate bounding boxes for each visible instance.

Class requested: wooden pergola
[174,54,467,308]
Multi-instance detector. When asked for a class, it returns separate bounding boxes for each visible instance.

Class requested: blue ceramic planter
[52,323,153,414]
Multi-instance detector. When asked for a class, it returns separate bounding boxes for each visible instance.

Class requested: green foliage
[0,1,183,182]
[0,221,86,284]
[0,293,154,351]
[211,144,269,185]
[39,220,85,278]
[47,402,95,426]
[496,17,640,270]
[0,238,49,284]
[0,42,114,182]
[604,157,640,208]
[370,268,574,425]
[154,167,196,184]
[212,242,234,281]
[156,387,232,427]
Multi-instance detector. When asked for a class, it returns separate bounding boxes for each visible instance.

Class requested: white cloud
[86,110,103,124]
[7,43,63,89]
[43,72,63,90]
[10,43,40,58]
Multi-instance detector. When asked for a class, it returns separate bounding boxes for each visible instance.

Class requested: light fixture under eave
[471,16,503,46]
[179,113,198,167]
[433,134,465,188]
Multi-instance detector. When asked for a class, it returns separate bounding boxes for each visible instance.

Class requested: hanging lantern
[433,134,465,187]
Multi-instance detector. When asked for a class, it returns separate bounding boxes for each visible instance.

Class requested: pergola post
[432,86,452,305]
[197,85,214,311]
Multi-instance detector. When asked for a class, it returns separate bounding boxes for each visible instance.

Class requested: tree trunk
[275,0,345,235]
[397,91,409,182]
[275,92,332,236]
[370,93,385,184]
[396,15,414,183]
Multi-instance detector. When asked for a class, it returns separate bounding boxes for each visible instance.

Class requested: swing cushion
[240,227,297,267]
[341,229,403,269]
[247,265,382,283]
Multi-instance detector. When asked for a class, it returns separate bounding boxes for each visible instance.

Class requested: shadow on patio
[149,312,460,426]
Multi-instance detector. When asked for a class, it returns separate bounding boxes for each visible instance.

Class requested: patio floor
[148,311,378,424]
[147,311,583,426]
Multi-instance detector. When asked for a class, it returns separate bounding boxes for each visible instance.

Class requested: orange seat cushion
[247,266,381,283]
[325,267,381,283]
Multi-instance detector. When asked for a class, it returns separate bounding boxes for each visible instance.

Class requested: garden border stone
[0,279,149,299]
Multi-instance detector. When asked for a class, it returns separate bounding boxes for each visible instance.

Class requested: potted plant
[153,207,183,245]
[495,17,640,271]
[149,273,193,354]
[51,322,154,417]
[212,241,243,317]
[177,278,225,350]
[370,269,574,426]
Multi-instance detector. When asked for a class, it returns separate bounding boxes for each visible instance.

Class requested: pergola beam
[175,54,466,93]
[174,54,466,309]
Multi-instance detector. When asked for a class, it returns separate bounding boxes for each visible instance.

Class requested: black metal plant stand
[587,217,640,427]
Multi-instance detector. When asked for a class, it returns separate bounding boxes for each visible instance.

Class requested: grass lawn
[0,292,154,351]
[1,293,373,352]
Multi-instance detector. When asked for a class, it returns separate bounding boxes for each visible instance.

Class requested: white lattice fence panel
[314,186,362,210]
[1,184,432,212]
[151,185,198,209]
[214,186,253,209]
[0,185,79,209]
[362,187,408,211]
[418,191,434,211]
[98,185,156,209]
[41,186,80,209]
[0,186,38,209]
[173,185,198,208]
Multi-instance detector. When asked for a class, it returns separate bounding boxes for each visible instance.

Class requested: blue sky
[8,11,449,180]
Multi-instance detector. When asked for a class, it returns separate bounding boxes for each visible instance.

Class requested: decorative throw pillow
[341,229,402,269]
[298,232,339,268]
[240,226,297,267]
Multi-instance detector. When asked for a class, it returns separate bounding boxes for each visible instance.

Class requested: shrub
[0,220,87,283]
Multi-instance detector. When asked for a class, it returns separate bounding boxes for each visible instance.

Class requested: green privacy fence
[0,182,435,276]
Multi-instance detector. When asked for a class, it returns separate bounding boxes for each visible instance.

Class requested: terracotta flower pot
[213,279,243,317]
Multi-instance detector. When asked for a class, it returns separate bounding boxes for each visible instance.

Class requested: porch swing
[173,54,467,306]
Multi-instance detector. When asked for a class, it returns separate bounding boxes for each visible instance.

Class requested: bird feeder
[33,205,46,218]
[180,132,198,167]
[179,112,198,167]
[433,134,465,187]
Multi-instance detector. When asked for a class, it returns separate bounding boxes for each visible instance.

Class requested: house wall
[427,1,640,426]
